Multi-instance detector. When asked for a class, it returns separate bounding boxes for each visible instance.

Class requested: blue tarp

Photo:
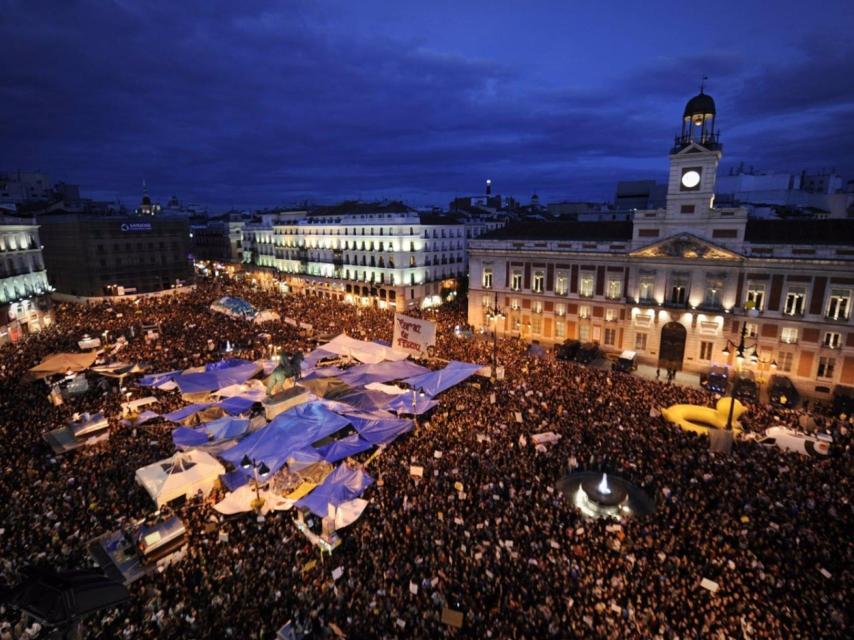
[218,396,257,415]
[316,434,374,463]
[296,463,374,517]
[386,394,439,416]
[174,359,260,394]
[171,417,249,448]
[337,361,429,388]
[220,469,249,492]
[138,370,181,387]
[172,426,210,448]
[334,388,398,412]
[402,361,483,397]
[163,403,214,423]
[211,296,256,318]
[344,410,414,445]
[301,366,343,382]
[219,402,351,476]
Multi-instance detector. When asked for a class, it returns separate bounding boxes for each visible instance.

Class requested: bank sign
[120,222,152,232]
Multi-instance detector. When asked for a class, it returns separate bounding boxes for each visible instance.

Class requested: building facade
[191,217,245,263]
[468,90,854,398]
[39,213,193,297]
[249,205,466,310]
[0,212,52,343]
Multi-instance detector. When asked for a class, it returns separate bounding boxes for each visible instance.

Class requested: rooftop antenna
[699,75,708,93]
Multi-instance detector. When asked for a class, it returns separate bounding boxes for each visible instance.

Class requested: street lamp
[485,291,505,381]
[240,455,271,512]
[720,320,774,430]
[411,388,425,429]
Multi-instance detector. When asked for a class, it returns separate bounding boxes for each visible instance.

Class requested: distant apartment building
[0,212,52,344]
[248,202,467,310]
[614,180,667,210]
[191,216,245,263]
[39,212,193,297]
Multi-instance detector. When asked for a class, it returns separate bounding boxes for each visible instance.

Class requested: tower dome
[674,87,720,151]
[683,91,716,126]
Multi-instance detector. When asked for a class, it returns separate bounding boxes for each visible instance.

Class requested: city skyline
[2,0,854,210]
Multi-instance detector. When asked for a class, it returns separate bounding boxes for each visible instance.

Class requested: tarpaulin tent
[386,394,439,416]
[318,334,409,364]
[253,310,280,324]
[163,403,214,423]
[402,361,483,397]
[296,463,373,517]
[337,361,430,388]
[316,433,374,463]
[138,370,181,387]
[219,402,350,476]
[172,417,249,449]
[210,296,256,319]
[135,450,225,507]
[217,396,258,415]
[29,352,97,379]
[173,359,261,394]
[344,410,414,445]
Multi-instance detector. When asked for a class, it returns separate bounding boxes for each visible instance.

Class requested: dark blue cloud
[1,0,852,210]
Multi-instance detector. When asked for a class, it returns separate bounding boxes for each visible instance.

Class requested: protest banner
[392,313,436,357]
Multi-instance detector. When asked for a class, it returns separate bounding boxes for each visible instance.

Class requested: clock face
[681,169,701,189]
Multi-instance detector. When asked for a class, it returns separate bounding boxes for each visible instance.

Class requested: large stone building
[248,202,467,310]
[468,90,854,398]
[0,212,52,343]
[39,212,193,297]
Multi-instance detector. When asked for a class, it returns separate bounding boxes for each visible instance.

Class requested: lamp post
[485,291,505,381]
[720,319,775,430]
[240,455,271,512]
[411,388,424,430]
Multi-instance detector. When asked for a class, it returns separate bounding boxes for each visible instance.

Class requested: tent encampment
[135,450,225,507]
[29,352,97,379]
[317,334,409,364]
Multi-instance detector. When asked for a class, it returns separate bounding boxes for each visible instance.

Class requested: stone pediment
[631,233,742,260]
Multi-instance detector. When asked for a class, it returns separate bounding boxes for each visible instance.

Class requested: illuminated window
[555,321,565,338]
[606,278,621,300]
[780,327,798,344]
[826,289,850,320]
[635,333,647,351]
[817,356,835,379]
[784,287,805,316]
[578,305,591,320]
[776,351,793,372]
[603,327,616,346]
[533,272,544,293]
[482,266,493,289]
[638,275,655,302]
[745,322,759,338]
[531,316,542,334]
[555,303,566,317]
[511,270,523,291]
[555,273,568,295]
[579,273,594,297]
[532,301,543,314]
[823,331,841,349]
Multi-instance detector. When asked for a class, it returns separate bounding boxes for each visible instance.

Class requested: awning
[29,352,97,379]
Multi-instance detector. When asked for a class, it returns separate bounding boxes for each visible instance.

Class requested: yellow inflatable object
[661,397,746,435]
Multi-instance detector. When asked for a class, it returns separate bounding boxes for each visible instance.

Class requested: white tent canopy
[135,450,225,507]
[320,334,408,364]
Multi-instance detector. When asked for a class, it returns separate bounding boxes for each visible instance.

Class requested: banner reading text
[393,313,437,357]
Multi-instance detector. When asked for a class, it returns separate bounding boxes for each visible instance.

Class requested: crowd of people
[0,273,851,639]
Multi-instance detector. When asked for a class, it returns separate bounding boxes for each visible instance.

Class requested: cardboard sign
[393,313,437,357]
[332,566,344,581]
[700,578,719,593]
[441,607,464,629]
[410,465,424,478]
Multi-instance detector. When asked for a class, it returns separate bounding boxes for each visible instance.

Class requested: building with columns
[467,90,854,399]
[1,211,52,344]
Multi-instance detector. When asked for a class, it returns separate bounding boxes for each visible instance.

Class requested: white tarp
[135,450,225,508]
[392,314,437,358]
[320,334,408,364]
[253,310,281,325]
[531,432,562,445]
[334,498,368,529]
[213,485,294,515]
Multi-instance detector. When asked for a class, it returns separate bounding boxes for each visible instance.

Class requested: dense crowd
[0,273,851,639]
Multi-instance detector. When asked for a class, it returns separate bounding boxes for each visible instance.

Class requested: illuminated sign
[120,222,152,232]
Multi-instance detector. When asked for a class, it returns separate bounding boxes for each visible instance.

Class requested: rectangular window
[555,273,568,296]
[533,271,544,293]
[605,308,617,322]
[745,284,765,311]
[704,274,725,308]
[635,332,648,351]
[555,303,566,317]
[817,356,836,379]
[826,289,851,320]
[604,327,616,346]
[671,284,687,305]
[555,321,565,339]
[745,322,759,338]
[780,327,799,344]
[638,275,655,302]
[699,341,713,361]
[606,278,622,300]
[578,305,591,320]
[784,287,805,316]
[776,351,793,373]
[482,266,493,289]
[823,331,842,349]
[579,273,594,297]
[680,205,695,214]
[532,300,543,314]
[482,294,492,307]
[510,298,520,311]
[531,316,542,334]
[579,324,590,342]
[511,270,523,291]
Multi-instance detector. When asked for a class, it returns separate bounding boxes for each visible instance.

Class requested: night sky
[3,0,854,210]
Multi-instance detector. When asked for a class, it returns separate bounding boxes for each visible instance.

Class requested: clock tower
[665,89,722,218]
